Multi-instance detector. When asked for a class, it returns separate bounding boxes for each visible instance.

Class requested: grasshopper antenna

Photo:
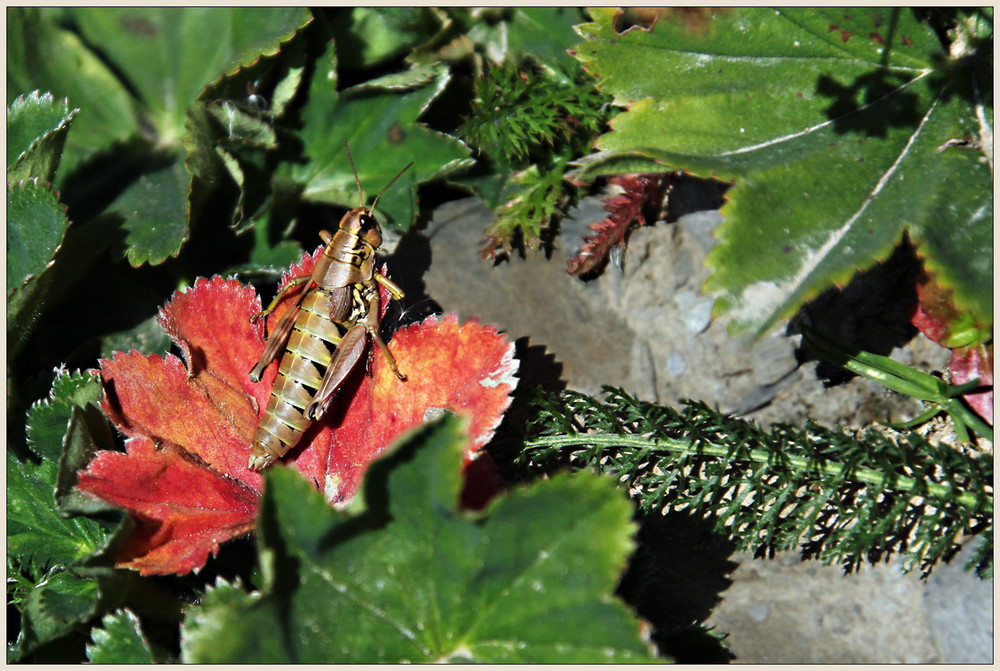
[343,140,413,214]
[371,160,414,214]
[343,140,365,208]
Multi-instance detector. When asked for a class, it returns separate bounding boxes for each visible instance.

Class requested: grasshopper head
[339,206,383,250]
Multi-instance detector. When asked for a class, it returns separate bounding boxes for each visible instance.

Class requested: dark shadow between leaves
[617,509,737,662]
[789,237,921,384]
[255,472,306,661]
[485,338,566,485]
[389,227,444,330]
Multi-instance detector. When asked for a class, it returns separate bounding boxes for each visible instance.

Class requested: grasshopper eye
[359,213,377,231]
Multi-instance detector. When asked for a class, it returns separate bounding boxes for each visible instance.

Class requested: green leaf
[282,45,472,230]
[330,7,446,68]
[181,415,655,663]
[13,369,116,573]
[100,313,173,359]
[108,151,191,266]
[50,8,309,265]
[39,570,101,622]
[86,609,156,664]
[12,566,127,662]
[523,387,992,577]
[6,179,69,294]
[69,7,312,143]
[572,7,993,334]
[9,370,125,660]
[15,570,98,655]
[57,404,123,515]
[7,91,77,183]
[7,450,111,578]
[7,8,139,174]
[472,7,586,76]
[26,369,102,463]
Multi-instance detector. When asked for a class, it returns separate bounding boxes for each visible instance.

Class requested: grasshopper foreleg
[250,276,311,335]
[248,278,311,383]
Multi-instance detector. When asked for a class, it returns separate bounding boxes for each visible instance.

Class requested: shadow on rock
[618,510,738,663]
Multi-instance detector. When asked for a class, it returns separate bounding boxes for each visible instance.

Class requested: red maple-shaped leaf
[566,173,671,277]
[77,253,518,575]
[911,275,993,425]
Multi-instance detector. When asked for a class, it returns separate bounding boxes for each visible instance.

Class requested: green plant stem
[524,433,993,513]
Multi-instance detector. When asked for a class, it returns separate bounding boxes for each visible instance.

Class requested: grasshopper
[246,142,411,471]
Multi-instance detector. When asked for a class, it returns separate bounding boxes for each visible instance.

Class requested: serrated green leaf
[26,368,100,463]
[9,380,125,661]
[181,416,655,663]
[108,152,190,266]
[6,96,66,151]
[13,567,127,662]
[282,45,472,230]
[7,91,77,184]
[86,609,156,664]
[7,8,139,174]
[180,578,286,662]
[57,404,121,515]
[69,7,311,143]
[7,450,111,578]
[16,570,98,655]
[37,570,101,622]
[49,368,103,406]
[7,179,69,293]
[572,7,993,334]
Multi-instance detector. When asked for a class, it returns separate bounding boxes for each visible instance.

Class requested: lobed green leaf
[7,91,76,183]
[6,180,69,296]
[181,415,656,663]
[282,42,472,230]
[7,8,138,174]
[69,7,311,143]
[572,7,993,334]
[86,609,156,664]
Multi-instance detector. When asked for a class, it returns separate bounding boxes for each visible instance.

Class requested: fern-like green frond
[520,387,993,578]
[462,64,608,164]
[461,61,613,256]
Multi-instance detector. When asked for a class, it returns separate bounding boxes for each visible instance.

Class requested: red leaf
[566,173,670,277]
[77,437,257,575]
[911,275,993,426]
[158,276,275,416]
[77,250,518,575]
[291,313,519,502]
[99,350,262,488]
[950,343,993,425]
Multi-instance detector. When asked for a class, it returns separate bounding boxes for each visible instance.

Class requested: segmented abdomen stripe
[252,285,365,452]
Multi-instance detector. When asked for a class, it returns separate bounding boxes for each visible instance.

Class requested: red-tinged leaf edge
[950,343,993,426]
